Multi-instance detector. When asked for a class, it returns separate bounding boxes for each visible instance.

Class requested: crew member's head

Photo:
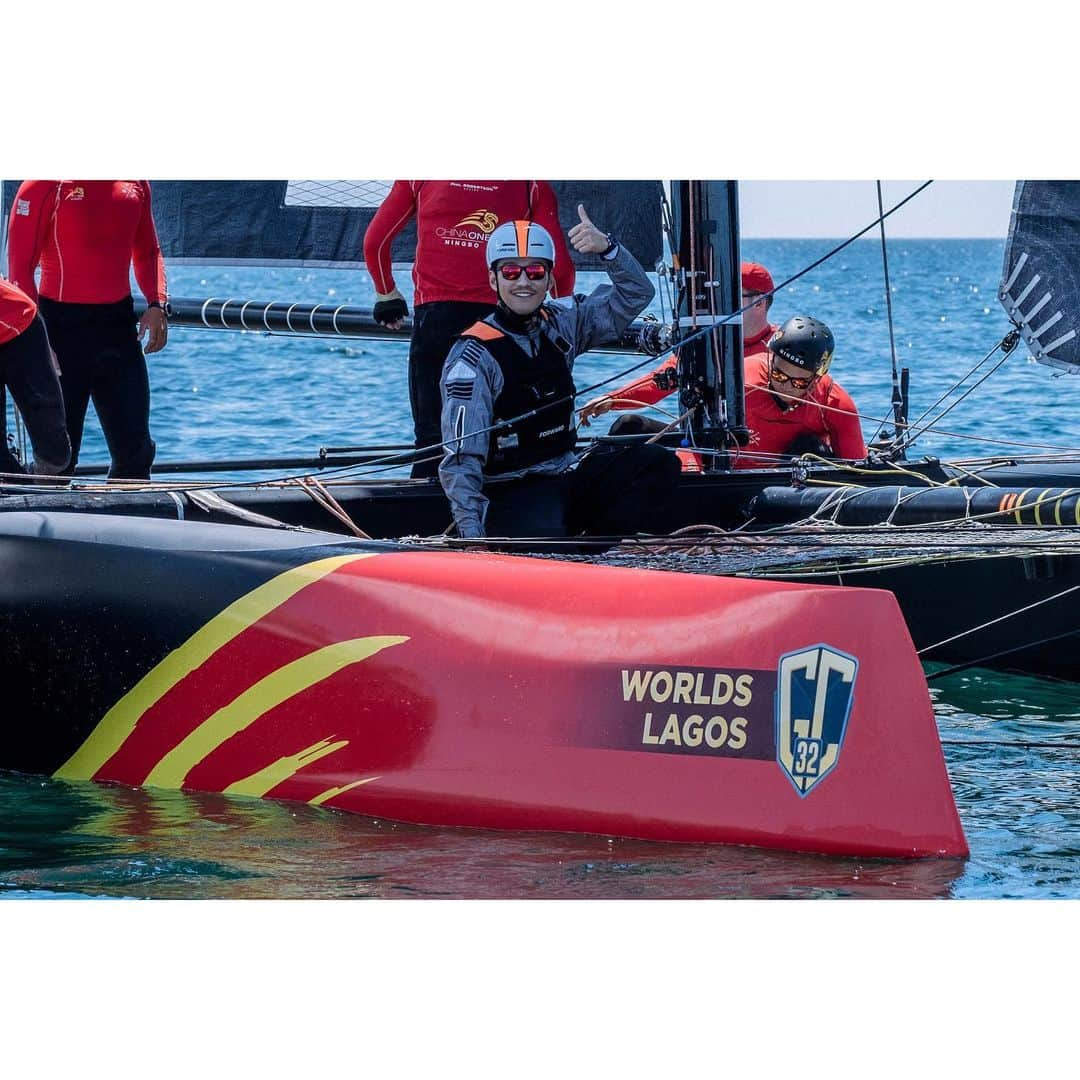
[766,315,834,400]
[741,261,774,340]
[486,221,555,317]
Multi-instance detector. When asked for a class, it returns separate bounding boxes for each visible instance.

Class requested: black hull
[822,556,1080,682]
[0,458,957,537]
[3,455,1079,682]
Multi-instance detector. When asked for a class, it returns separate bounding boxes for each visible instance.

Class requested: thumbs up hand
[568,203,611,255]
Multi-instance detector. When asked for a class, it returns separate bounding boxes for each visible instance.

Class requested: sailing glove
[373,291,409,326]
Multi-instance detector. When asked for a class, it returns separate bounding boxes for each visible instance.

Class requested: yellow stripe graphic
[1035,489,1052,527]
[143,636,408,789]
[1054,489,1077,526]
[222,737,350,798]
[54,554,378,781]
[309,776,381,807]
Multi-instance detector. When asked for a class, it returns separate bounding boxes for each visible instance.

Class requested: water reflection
[5,661,1078,900]
[0,775,965,900]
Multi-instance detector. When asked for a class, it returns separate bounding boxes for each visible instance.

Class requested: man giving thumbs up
[437,205,679,539]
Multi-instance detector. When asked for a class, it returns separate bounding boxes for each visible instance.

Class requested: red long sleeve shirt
[606,322,778,411]
[737,353,866,467]
[363,180,576,306]
[7,180,167,305]
[597,322,863,469]
[0,277,36,345]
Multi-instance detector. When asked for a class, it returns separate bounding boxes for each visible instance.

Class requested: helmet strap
[494,301,542,334]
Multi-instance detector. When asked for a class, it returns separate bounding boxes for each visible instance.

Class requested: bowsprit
[776,645,858,797]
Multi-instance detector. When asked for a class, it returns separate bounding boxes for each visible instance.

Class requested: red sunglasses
[498,262,550,282]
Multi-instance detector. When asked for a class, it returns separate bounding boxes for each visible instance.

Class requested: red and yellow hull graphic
[55,554,411,807]
[30,532,965,858]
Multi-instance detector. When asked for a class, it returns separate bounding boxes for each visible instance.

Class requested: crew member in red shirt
[7,180,169,479]
[0,277,70,477]
[363,181,575,478]
[577,261,778,431]
[738,314,866,468]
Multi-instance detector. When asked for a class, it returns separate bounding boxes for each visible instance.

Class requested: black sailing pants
[409,300,495,479]
[483,441,682,538]
[38,296,156,480]
[0,315,71,476]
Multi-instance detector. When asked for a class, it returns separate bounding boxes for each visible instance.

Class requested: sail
[3,181,664,273]
[999,181,1080,373]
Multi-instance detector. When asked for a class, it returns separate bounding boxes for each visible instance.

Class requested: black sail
[999,180,1080,373]
[3,180,663,272]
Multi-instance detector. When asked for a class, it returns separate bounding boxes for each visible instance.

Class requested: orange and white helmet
[486,220,556,267]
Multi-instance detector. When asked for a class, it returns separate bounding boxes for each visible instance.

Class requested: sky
[740,181,1016,239]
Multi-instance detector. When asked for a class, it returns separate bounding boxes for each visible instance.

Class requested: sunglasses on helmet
[769,359,815,391]
[498,262,550,282]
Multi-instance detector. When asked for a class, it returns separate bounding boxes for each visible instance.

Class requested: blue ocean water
[60,237,1080,472]
[2,236,1079,899]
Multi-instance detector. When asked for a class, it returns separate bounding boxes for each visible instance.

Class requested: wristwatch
[600,233,618,258]
[147,300,173,316]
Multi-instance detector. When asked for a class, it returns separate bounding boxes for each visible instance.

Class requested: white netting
[284,181,392,209]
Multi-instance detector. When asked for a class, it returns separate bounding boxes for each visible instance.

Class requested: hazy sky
[740,181,1016,239]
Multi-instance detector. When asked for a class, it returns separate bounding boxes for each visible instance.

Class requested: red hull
[56,547,967,858]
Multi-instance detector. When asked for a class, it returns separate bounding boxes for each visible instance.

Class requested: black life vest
[459,313,577,475]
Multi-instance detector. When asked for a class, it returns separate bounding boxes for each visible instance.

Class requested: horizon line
[741,234,1006,241]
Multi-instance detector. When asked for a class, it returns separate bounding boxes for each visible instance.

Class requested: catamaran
[2,177,1076,856]
[3,180,1076,681]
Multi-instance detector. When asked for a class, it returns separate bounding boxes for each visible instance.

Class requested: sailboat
[3,179,1075,681]
[2,176,1076,856]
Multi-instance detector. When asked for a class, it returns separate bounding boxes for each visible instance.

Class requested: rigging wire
[898,333,1020,452]
[760,377,1080,457]
[287,186,944,486]
[182,184,950,490]
[868,180,904,448]
[19,179,1055,496]
[37,183,941,497]
[0,182,949,498]
[925,624,1080,681]
[917,584,1080,656]
[748,181,935,310]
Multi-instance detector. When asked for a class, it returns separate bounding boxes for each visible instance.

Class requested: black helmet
[768,315,835,375]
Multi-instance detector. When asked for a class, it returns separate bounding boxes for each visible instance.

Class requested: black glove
[373,297,409,326]
[653,367,679,391]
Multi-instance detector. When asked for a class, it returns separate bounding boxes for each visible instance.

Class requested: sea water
[2,237,1078,899]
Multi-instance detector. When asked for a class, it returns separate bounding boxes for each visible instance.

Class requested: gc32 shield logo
[775,645,858,797]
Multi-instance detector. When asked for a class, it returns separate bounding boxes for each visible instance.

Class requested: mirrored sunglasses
[769,361,814,391]
[498,262,550,282]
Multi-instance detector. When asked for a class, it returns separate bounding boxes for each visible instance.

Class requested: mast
[669,181,747,469]
[0,181,8,278]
